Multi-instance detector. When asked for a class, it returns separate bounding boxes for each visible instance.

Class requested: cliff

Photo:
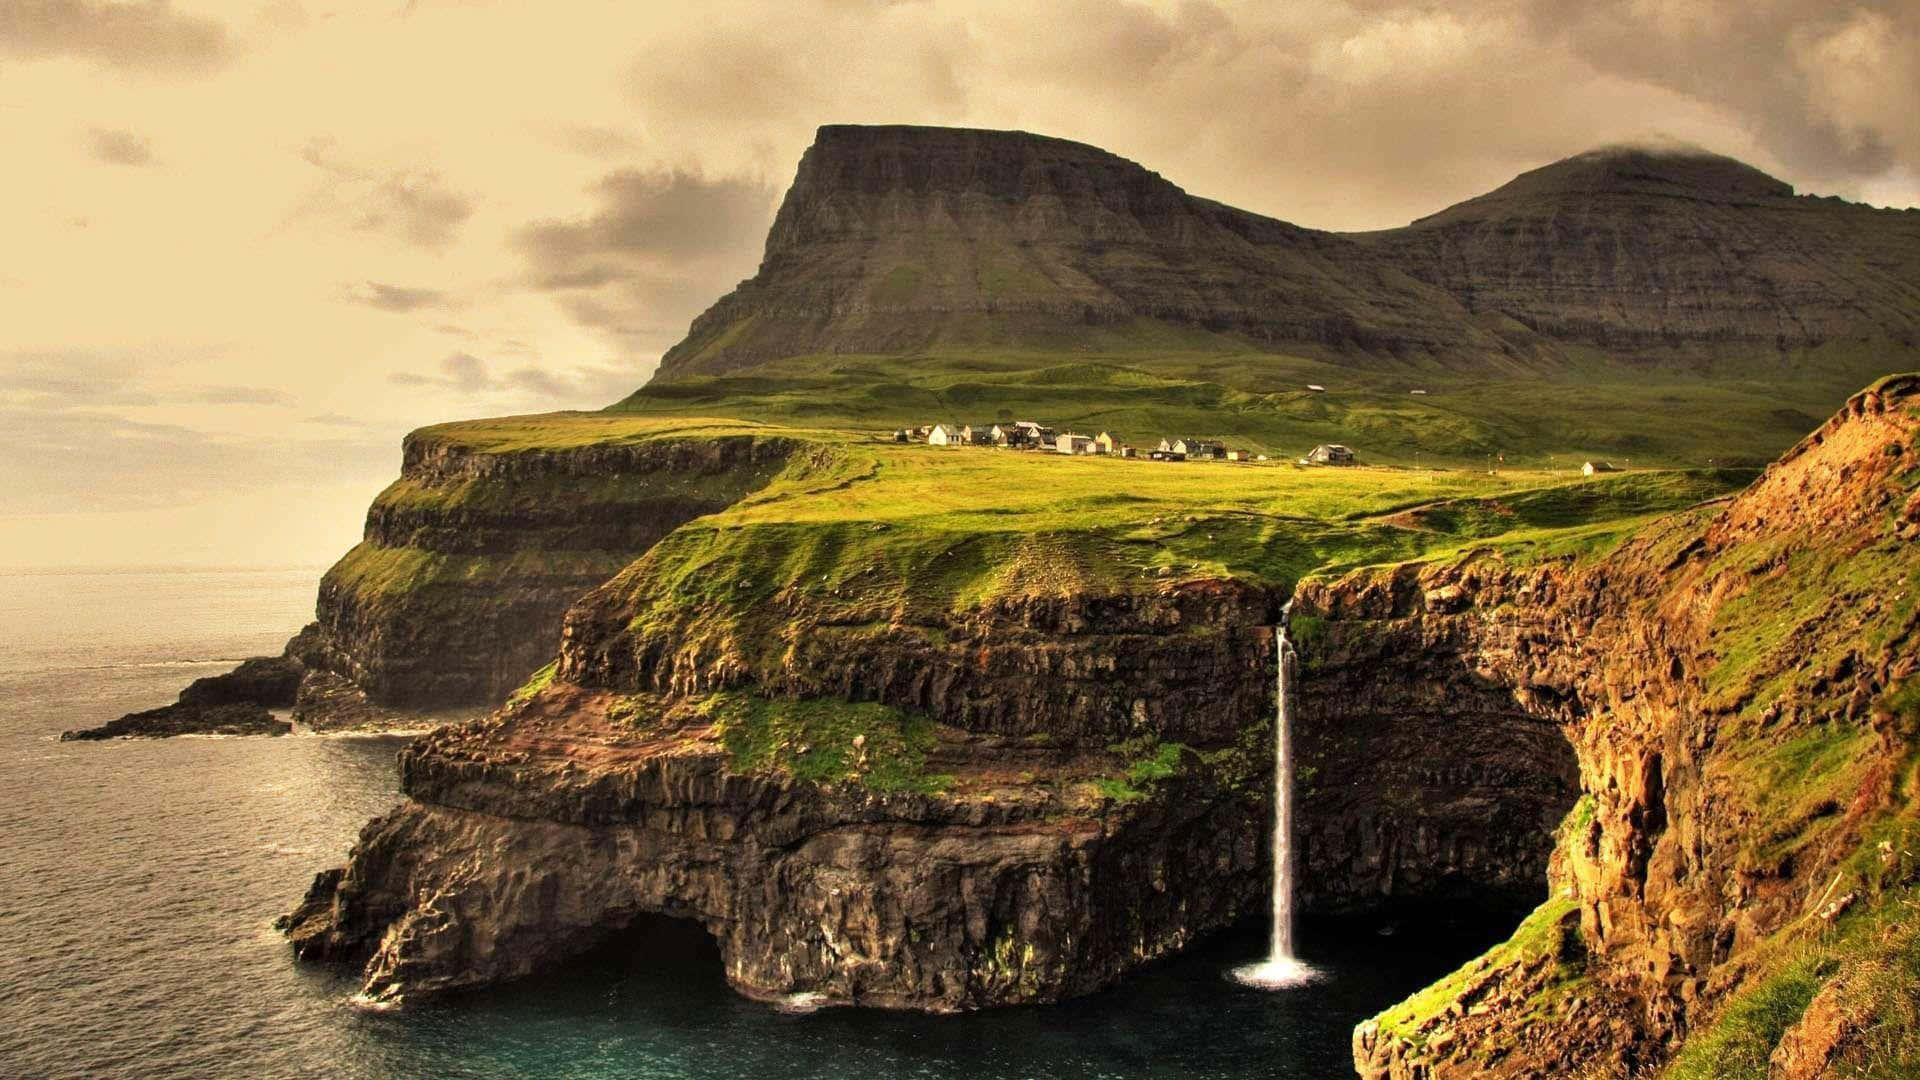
[275,371,1918,1056]
[282,580,1284,1009]
[279,454,1710,1009]
[284,421,804,724]
[1339,374,1920,1076]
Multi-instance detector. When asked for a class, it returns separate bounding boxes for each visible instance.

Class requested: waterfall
[1232,616,1320,989]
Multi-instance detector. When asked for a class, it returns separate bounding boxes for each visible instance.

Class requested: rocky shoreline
[62,652,303,740]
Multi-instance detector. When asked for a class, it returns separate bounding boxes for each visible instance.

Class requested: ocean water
[0,567,1502,1079]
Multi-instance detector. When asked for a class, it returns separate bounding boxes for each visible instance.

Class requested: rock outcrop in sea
[61,647,304,740]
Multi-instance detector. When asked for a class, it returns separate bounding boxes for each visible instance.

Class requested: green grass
[613,344,1894,469]
[1370,893,1583,1047]
[1092,739,1191,801]
[506,660,558,708]
[707,692,952,794]
[324,543,640,608]
[1667,954,1832,1079]
[364,405,1752,710]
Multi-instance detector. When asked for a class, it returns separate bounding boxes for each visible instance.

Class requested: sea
[0,567,1502,1079]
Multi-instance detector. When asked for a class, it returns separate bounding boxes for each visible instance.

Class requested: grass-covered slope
[305,392,1750,721]
[616,347,1894,469]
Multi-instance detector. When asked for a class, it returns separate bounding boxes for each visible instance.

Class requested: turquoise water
[0,568,1501,1078]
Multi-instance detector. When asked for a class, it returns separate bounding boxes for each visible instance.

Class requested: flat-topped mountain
[659,124,1504,378]
[654,125,1920,382]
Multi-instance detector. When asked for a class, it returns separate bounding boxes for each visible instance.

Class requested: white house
[1582,460,1622,475]
[1057,433,1096,455]
[928,424,960,447]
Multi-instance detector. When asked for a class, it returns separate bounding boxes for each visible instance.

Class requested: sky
[2,0,1916,568]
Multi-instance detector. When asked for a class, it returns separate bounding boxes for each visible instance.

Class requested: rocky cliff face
[289,430,800,721]
[1342,374,1920,1076]
[1291,574,1582,916]
[654,127,1920,381]
[277,375,1920,1044]
[282,581,1281,1009]
[282,532,1596,1010]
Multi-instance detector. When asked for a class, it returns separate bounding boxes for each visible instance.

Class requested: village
[892,420,1357,466]
[891,421,1631,475]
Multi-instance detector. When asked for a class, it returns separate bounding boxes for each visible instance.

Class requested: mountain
[652,126,1920,383]
[657,124,1513,378]
[1363,146,1920,356]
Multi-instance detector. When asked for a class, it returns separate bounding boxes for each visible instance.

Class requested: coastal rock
[61,701,289,740]
[62,643,305,740]
[287,431,802,719]
[285,557,1589,1008]
[282,684,1264,1010]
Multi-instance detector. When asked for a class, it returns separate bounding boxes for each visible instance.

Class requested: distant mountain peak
[1429,145,1795,216]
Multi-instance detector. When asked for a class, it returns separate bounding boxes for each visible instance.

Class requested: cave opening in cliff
[1292,607,1585,944]
[574,911,727,991]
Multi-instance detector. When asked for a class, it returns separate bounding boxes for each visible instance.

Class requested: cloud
[440,351,489,392]
[0,351,289,408]
[597,0,1915,230]
[292,138,475,249]
[0,351,378,518]
[0,406,392,515]
[88,126,153,165]
[186,385,294,406]
[385,351,641,406]
[513,169,779,353]
[0,0,237,75]
[552,125,645,159]
[0,352,159,406]
[339,280,449,312]
[1513,0,1919,187]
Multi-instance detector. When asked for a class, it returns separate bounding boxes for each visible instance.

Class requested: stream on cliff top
[0,567,1513,1079]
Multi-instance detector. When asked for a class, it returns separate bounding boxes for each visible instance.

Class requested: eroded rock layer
[1291,586,1581,915]
[291,431,800,717]
[284,685,1267,1010]
[283,539,1591,1011]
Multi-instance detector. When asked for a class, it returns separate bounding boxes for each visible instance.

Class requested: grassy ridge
[615,345,1897,468]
